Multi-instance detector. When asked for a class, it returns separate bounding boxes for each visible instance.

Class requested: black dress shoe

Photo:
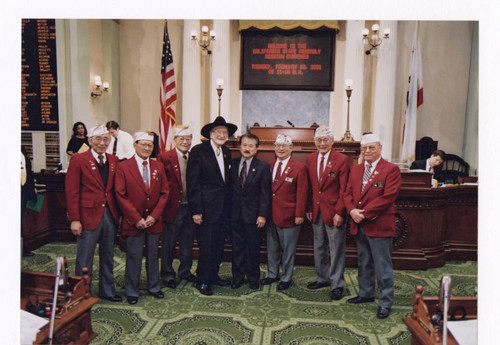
[277,281,292,290]
[307,281,330,289]
[377,306,391,319]
[249,282,259,290]
[149,290,164,299]
[127,296,138,304]
[330,287,344,300]
[99,294,123,302]
[260,277,280,285]
[213,278,231,286]
[231,280,244,289]
[196,283,213,296]
[180,273,197,282]
[163,279,177,289]
[347,296,375,304]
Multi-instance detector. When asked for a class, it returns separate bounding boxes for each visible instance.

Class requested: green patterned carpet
[22,243,477,345]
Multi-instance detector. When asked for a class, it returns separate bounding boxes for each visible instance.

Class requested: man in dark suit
[344,133,401,319]
[261,134,308,291]
[187,116,237,296]
[305,126,350,300]
[65,125,122,302]
[230,133,271,290]
[410,149,445,182]
[115,131,169,304]
[157,126,197,288]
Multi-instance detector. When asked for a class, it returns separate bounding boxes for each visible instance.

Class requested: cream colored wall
[392,21,474,158]
[61,19,475,163]
[119,20,185,136]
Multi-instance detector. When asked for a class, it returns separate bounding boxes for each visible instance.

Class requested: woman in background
[66,122,89,157]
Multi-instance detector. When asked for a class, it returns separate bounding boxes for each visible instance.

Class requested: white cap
[360,133,381,145]
[275,134,293,145]
[88,125,108,137]
[134,131,155,142]
[314,126,334,140]
[174,125,192,137]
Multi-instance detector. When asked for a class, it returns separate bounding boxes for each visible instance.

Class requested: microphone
[286,120,295,127]
[439,276,452,345]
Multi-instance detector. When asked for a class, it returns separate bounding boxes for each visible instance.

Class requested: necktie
[112,138,117,155]
[98,154,105,167]
[361,163,372,192]
[216,147,221,157]
[142,161,149,189]
[274,162,282,184]
[240,160,247,187]
[183,154,187,160]
[319,155,325,180]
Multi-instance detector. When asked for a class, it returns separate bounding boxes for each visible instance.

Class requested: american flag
[159,21,177,152]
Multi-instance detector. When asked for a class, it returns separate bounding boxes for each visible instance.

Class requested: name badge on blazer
[328,172,336,178]
[374,182,384,188]
[285,177,294,183]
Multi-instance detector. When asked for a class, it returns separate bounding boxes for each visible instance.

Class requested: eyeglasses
[315,138,332,143]
[137,142,154,149]
[360,145,379,152]
[91,136,111,143]
[212,129,228,137]
[175,136,192,142]
[274,144,291,149]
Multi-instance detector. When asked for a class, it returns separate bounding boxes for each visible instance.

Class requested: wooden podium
[21,269,99,345]
[226,126,361,165]
[403,285,477,345]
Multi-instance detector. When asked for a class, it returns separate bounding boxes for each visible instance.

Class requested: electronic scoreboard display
[240,27,336,91]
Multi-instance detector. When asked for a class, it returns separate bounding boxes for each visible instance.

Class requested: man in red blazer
[157,126,197,289]
[65,124,122,302]
[344,133,401,319]
[115,131,169,304]
[261,134,308,291]
[305,126,350,300]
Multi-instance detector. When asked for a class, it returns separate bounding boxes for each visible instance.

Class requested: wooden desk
[403,285,477,345]
[21,269,99,345]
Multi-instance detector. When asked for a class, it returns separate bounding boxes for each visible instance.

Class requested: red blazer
[306,150,350,226]
[65,150,119,230]
[271,158,308,228]
[344,158,401,237]
[157,149,184,223]
[115,157,169,236]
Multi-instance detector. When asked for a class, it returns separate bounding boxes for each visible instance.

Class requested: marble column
[372,21,398,160]
[341,20,365,142]
[182,20,202,145]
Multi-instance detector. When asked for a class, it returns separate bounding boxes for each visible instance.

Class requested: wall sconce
[216,78,223,116]
[91,75,109,98]
[341,79,355,141]
[191,25,216,54]
[362,24,390,55]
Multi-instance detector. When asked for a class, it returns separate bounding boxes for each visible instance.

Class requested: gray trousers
[265,223,301,283]
[356,225,394,308]
[125,231,161,297]
[312,211,345,289]
[75,207,116,298]
[160,204,195,281]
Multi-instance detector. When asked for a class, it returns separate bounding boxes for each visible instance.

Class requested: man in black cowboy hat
[187,116,237,295]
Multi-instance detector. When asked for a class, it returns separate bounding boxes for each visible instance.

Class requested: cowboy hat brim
[200,116,238,138]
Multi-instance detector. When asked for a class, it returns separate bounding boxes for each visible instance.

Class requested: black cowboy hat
[200,116,238,139]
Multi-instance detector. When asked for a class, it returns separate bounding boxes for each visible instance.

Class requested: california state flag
[401,22,424,163]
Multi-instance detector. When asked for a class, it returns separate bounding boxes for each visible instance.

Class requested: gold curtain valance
[239,20,339,31]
